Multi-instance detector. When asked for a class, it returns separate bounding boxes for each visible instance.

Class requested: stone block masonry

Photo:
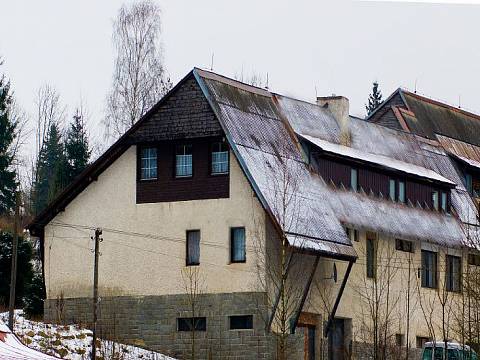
[44,292,304,359]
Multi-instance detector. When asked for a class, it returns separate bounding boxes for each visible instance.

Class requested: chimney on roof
[317,95,351,146]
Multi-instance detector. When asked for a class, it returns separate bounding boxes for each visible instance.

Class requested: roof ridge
[401,88,480,122]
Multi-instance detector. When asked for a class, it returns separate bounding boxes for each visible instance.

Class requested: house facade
[28,70,480,359]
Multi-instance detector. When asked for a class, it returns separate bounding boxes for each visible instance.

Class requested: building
[28,70,480,359]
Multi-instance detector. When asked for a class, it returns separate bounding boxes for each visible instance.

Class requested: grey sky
[1,0,480,138]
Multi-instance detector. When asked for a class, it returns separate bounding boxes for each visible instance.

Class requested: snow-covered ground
[0,311,175,360]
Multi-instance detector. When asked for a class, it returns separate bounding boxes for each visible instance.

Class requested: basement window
[416,336,430,349]
[229,315,253,330]
[177,317,206,331]
[396,334,405,347]
[395,239,414,253]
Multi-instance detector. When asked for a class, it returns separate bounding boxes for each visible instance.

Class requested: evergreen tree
[0,231,33,308]
[33,123,65,214]
[64,110,90,183]
[366,81,384,116]
[0,67,17,215]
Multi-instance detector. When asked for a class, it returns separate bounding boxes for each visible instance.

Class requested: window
[351,168,358,191]
[396,239,414,253]
[421,250,437,288]
[389,179,396,201]
[140,147,157,180]
[441,192,448,213]
[177,317,206,331]
[396,334,405,347]
[229,315,253,330]
[446,255,461,292]
[366,233,377,279]
[466,173,473,195]
[176,144,193,177]
[186,230,200,266]
[211,142,229,174]
[346,227,359,242]
[231,227,246,263]
[416,336,430,349]
[468,253,480,266]
[432,191,439,211]
[398,181,406,203]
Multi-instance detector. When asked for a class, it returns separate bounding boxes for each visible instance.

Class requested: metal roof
[195,68,475,252]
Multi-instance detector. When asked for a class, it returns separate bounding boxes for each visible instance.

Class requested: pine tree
[0,67,17,215]
[33,123,65,214]
[64,109,91,183]
[366,81,384,116]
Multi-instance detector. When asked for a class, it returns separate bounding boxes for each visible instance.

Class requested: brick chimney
[317,96,351,146]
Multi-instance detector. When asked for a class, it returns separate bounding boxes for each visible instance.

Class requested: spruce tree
[366,81,384,116]
[33,123,65,214]
[65,110,90,183]
[0,68,17,215]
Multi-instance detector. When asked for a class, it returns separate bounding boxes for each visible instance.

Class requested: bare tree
[181,266,206,360]
[104,0,172,140]
[353,236,401,360]
[251,143,314,360]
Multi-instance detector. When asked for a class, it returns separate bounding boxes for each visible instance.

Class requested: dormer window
[389,179,396,201]
[441,192,448,213]
[351,168,358,191]
[398,181,406,203]
[176,144,193,178]
[211,142,229,174]
[432,191,439,211]
[140,147,157,180]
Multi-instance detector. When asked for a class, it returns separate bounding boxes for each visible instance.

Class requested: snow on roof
[195,69,473,252]
[300,134,456,186]
[0,321,58,359]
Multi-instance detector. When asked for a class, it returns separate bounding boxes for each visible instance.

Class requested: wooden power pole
[91,228,102,360]
[8,191,20,331]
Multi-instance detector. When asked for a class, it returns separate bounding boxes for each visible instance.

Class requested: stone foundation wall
[44,292,304,359]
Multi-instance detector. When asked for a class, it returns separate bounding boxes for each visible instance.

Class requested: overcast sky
[1,0,480,141]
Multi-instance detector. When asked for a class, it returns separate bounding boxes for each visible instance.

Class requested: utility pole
[91,228,102,360]
[8,191,20,331]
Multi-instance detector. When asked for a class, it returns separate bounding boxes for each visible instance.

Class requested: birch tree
[105,0,172,140]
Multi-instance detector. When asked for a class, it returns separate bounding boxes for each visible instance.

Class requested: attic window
[140,147,157,180]
[398,181,406,203]
[432,191,439,211]
[211,142,229,174]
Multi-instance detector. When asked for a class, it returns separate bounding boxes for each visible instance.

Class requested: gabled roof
[29,68,477,257]
[368,88,480,147]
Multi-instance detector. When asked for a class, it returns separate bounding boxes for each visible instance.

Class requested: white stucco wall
[44,146,266,299]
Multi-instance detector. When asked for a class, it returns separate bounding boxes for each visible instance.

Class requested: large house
[28,69,480,360]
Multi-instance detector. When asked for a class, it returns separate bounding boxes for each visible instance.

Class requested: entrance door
[328,319,345,360]
[300,325,316,360]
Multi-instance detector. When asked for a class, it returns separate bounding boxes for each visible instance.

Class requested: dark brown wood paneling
[315,157,350,188]
[136,137,229,203]
[359,168,389,196]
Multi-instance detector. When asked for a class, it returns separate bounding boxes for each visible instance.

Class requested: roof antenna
[315,85,318,99]
[265,72,269,90]
[458,94,461,109]
[210,53,214,71]
[414,78,418,93]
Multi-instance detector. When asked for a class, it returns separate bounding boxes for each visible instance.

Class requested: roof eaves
[27,70,196,234]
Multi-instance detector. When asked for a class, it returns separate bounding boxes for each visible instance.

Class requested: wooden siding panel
[136,137,229,203]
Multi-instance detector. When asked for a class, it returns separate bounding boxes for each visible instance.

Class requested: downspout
[324,260,355,337]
